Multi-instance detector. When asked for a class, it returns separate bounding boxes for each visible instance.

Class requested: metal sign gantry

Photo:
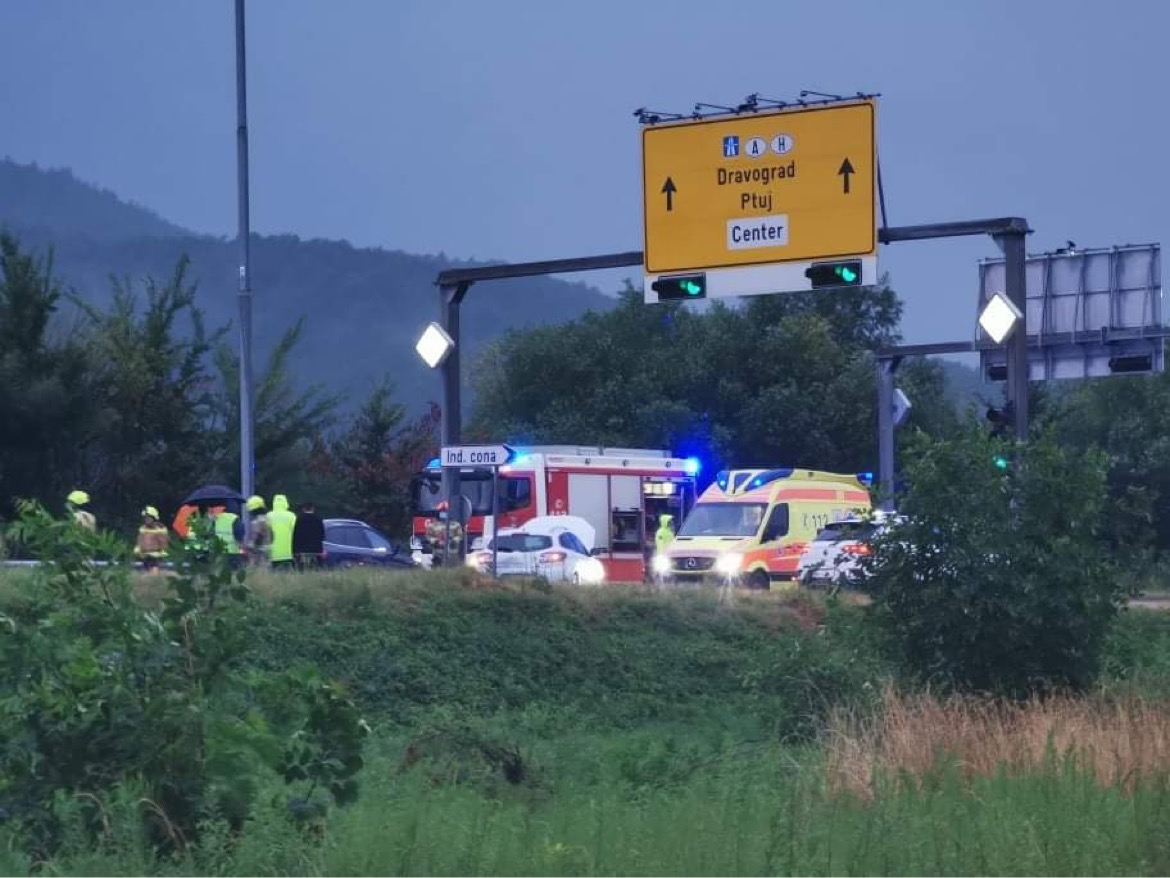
[432,217,1033,542]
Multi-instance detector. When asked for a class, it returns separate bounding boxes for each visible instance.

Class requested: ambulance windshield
[678,502,766,538]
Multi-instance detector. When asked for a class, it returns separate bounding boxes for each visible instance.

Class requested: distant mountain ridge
[0,158,191,240]
[0,158,617,415]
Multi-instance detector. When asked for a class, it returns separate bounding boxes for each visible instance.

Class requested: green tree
[328,381,440,537]
[0,234,100,520]
[210,319,340,500]
[1049,372,1170,560]
[471,279,933,474]
[865,424,1121,697]
[73,256,224,532]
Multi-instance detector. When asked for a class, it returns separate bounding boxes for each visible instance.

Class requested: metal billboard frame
[977,244,1163,381]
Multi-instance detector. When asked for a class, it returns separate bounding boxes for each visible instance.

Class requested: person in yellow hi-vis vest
[211,506,245,569]
[268,494,297,571]
[655,514,675,553]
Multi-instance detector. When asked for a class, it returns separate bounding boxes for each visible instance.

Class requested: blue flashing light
[512,453,531,466]
[743,469,793,492]
[715,469,730,491]
[856,471,875,486]
[683,457,701,476]
[426,457,440,470]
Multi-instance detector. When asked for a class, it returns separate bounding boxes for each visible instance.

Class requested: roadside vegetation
[4,517,1170,874]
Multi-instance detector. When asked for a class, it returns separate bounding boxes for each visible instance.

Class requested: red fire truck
[410,446,701,582]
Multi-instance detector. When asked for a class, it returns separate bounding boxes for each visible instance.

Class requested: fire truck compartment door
[568,474,610,552]
[610,476,640,511]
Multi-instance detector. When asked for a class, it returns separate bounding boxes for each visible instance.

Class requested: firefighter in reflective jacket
[67,490,96,532]
[244,495,272,565]
[425,501,463,559]
[135,506,169,571]
[655,514,675,553]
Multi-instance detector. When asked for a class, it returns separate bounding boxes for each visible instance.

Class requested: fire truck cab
[411,446,701,582]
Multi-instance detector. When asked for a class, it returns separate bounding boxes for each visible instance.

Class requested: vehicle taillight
[539,551,567,563]
[841,543,871,555]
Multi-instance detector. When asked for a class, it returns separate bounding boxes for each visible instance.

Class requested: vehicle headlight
[652,554,672,574]
[465,552,485,569]
[578,558,606,584]
[715,553,743,575]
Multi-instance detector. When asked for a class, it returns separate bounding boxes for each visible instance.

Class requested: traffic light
[986,402,1014,469]
[651,274,707,301]
[985,402,1014,440]
[805,260,863,289]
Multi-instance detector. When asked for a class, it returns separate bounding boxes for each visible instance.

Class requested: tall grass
[13,735,1170,877]
[827,686,1170,799]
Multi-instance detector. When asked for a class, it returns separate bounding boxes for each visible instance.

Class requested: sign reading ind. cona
[641,99,877,275]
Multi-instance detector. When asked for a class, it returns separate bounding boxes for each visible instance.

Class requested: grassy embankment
[5,567,1170,875]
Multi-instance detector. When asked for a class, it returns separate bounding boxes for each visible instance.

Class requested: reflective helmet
[142,505,160,520]
[246,495,266,512]
[67,490,90,507]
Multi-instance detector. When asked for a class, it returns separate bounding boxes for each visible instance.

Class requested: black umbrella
[181,485,246,507]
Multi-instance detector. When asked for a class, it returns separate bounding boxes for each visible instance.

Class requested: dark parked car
[322,519,417,569]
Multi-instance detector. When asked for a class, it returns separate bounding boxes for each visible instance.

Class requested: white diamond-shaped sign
[893,388,912,427]
[415,322,454,369]
[978,292,1022,345]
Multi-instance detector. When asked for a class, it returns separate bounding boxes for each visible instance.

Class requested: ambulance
[410,446,701,582]
[654,467,872,589]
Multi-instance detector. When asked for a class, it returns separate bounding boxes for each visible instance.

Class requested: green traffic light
[805,261,863,288]
[994,456,1008,470]
[682,281,703,296]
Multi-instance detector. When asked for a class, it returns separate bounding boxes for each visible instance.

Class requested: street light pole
[235,0,255,499]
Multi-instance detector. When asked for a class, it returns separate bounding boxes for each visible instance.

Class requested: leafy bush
[0,503,368,857]
[865,426,1124,697]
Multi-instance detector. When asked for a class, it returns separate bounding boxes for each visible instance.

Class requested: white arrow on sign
[893,388,912,428]
[440,444,515,468]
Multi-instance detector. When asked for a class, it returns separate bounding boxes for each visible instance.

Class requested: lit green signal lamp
[993,454,1009,471]
[651,273,707,301]
[805,260,864,289]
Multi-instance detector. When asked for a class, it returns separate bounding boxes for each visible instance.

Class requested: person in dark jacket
[292,501,325,570]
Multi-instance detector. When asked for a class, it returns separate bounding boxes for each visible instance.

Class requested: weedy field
[4,567,1170,876]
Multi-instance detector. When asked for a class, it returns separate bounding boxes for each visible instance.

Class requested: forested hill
[0,159,189,240]
[0,158,616,413]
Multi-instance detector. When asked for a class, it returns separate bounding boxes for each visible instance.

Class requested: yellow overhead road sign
[642,100,877,275]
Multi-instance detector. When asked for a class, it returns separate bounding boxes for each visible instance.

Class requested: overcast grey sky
[2,0,1166,343]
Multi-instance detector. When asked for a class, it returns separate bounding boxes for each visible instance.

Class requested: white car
[798,511,902,587]
[467,515,606,584]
